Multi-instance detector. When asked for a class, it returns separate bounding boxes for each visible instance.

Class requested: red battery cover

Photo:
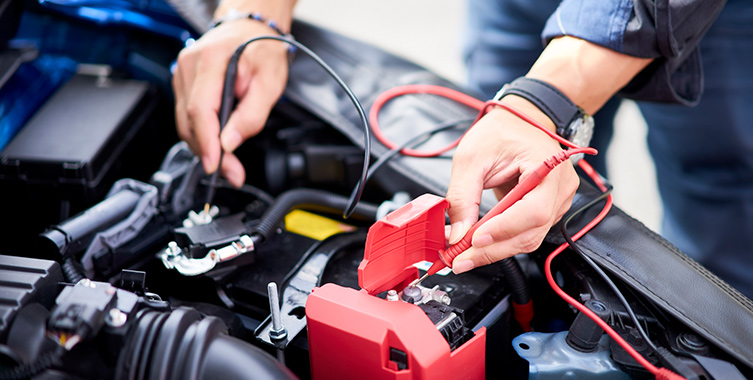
[306,194,486,380]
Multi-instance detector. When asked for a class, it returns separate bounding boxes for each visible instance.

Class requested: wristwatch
[493,77,594,148]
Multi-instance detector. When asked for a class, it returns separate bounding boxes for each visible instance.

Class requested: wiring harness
[370,84,686,380]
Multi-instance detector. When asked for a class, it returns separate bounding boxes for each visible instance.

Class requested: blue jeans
[464,0,753,298]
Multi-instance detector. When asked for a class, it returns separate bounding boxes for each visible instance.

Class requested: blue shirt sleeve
[541,0,633,54]
[541,0,726,105]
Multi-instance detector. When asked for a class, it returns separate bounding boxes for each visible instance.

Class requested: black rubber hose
[116,308,295,380]
[498,257,530,305]
[62,258,85,283]
[252,188,379,243]
[0,346,64,380]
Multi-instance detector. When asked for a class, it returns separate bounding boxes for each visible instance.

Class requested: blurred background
[295,0,663,232]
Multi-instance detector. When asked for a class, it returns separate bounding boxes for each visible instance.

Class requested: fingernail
[449,221,465,245]
[221,130,243,153]
[452,260,475,274]
[202,155,215,174]
[472,234,493,248]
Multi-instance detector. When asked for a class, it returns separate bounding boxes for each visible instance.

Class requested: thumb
[445,162,485,245]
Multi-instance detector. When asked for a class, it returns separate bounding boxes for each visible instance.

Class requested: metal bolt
[167,241,180,256]
[267,282,287,340]
[105,308,127,328]
[387,290,399,301]
[401,285,423,304]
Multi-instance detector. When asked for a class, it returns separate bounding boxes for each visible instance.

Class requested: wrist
[496,95,557,134]
[527,36,652,115]
[214,0,296,30]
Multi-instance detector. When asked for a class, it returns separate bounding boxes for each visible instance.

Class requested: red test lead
[423,146,597,277]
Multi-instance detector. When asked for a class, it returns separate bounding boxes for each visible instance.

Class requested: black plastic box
[0,73,157,252]
[1,74,154,196]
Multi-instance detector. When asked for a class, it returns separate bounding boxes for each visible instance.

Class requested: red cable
[372,85,684,379]
[369,84,485,157]
[544,160,684,380]
[369,84,580,158]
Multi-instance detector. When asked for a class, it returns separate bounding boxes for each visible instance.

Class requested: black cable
[251,188,379,244]
[205,35,371,220]
[201,178,275,205]
[0,346,64,380]
[363,118,473,183]
[560,184,659,353]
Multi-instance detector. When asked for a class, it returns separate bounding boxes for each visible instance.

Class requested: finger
[445,158,485,245]
[471,175,562,247]
[186,64,224,173]
[220,152,246,188]
[221,73,284,153]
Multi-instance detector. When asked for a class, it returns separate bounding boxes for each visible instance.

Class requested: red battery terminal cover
[306,194,486,379]
[358,194,448,295]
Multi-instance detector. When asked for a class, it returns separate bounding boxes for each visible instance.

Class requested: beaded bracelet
[210,9,289,36]
[210,9,296,56]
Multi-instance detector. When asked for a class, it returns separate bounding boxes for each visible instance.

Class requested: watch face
[569,114,595,148]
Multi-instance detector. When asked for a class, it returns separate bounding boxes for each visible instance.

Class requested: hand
[445,98,580,274]
[172,20,290,187]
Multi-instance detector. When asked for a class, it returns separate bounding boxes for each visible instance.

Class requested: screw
[105,308,127,328]
[267,282,287,340]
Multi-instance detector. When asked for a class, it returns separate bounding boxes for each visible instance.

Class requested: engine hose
[499,257,530,305]
[0,346,64,380]
[253,188,379,243]
[499,257,534,332]
[115,308,295,380]
[62,258,85,283]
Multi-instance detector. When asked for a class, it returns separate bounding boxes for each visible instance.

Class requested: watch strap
[494,77,580,135]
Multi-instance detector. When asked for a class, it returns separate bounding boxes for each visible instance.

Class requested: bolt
[401,285,423,304]
[267,282,287,340]
[105,308,127,328]
[387,290,399,301]
[167,241,181,256]
[440,294,451,305]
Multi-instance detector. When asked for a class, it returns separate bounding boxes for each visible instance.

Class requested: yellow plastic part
[284,209,355,241]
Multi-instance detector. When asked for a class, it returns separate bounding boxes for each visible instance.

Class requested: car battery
[0,72,157,255]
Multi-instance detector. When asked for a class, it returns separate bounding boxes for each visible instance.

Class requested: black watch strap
[494,77,580,134]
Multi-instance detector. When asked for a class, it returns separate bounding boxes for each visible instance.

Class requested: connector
[47,279,118,350]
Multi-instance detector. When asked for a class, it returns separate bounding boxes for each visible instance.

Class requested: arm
[172,0,296,187]
[445,35,651,274]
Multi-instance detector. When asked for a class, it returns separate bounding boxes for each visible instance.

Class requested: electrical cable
[368,85,586,159]
[363,118,473,182]
[201,178,275,205]
[544,159,683,380]
[205,35,371,219]
[370,84,681,378]
[369,84,484,157]
[560,168,660,353]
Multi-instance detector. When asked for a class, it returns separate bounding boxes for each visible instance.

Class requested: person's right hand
[173,18,291,187]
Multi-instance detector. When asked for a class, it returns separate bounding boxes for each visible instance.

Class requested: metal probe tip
[410,272,431,288]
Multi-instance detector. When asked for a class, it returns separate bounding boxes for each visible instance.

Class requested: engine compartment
[1,4,753,380]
